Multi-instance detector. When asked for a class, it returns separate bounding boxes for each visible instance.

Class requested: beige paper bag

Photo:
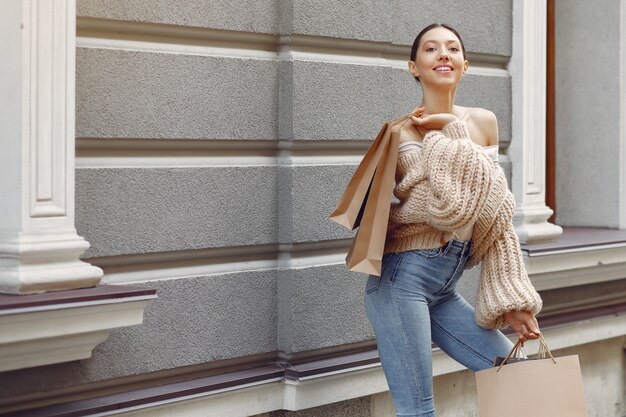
[475,335,588,417]
[329,113,411,230]
[328,122,388,230]
[345,118,408,275]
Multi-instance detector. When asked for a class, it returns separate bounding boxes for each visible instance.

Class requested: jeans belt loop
[458,240,470,257]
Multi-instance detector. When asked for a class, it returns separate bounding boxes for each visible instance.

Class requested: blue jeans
[364,239,516,417]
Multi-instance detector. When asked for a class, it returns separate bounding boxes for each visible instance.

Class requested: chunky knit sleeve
[419,120,497,231]
[474,222,543,329]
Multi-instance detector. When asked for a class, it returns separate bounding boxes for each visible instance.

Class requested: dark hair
[410,23,467,84]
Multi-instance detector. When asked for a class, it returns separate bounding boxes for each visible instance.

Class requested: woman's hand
[503,310,541,346]
[410,112,459,132]
[398,107,427,143]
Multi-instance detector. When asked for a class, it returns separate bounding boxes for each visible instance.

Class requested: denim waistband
[443,239,472,256]
[449,239,471,248]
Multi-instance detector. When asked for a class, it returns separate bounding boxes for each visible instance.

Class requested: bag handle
[537,334,557,363]
[496,339,523,372]
[496,334,557,372]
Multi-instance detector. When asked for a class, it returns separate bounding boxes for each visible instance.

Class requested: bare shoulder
[466,107,499,146]
[468,107,496,122]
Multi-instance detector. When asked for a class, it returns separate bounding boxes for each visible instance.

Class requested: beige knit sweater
[384,119,542,329]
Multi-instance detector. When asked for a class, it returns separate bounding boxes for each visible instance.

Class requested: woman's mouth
[433,65,453,73]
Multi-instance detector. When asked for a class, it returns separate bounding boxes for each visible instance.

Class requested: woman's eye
[426,47,435,52]
[450,47,460,51]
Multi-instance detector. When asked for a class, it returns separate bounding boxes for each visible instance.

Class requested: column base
[0,231,103,294]
[513,203,563,244]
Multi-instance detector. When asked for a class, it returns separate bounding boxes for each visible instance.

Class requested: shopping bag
[345,117,409,275]
[328,122,388,230]
[475,334,588,417]
[329,113,411,230]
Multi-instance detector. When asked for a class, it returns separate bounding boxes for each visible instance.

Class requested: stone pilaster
[508,0,563,243]
[0,0,102,294]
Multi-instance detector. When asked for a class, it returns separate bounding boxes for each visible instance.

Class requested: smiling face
[408,26,468,86]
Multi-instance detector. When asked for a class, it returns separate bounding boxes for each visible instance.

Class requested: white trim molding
[0,0,102,294]
[525,243,626,291]
[0,293,156,372]
[508,0,563,244]
[621,0,626,228]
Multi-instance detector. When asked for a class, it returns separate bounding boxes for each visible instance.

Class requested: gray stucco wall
[554,0,623,226]
[1,0,514,400]
[76,48,280,139]
[0,271,278,397]
[77,0,280,33]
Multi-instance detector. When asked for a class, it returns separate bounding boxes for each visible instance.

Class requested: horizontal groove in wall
[76,156,363,168]
[75,139,372,167]
[77,16,509,74]
[77,17,278,58]
[76,138,372,151]
[91,240,354,285]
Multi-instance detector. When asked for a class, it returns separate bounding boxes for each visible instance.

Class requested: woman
[363,23,543,416]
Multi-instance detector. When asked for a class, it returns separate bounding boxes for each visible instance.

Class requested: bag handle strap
[537,334,557,363]
[496,338,524,372]
[496,334,557,372]
[392,113,415,128]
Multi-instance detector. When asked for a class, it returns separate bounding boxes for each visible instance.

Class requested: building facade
[1,0,625,416]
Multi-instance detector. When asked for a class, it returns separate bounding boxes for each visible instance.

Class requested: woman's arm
[474,221,543,330]
[389,110,500,231]
[419,120,497,231]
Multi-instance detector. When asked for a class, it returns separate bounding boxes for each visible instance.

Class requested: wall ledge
[522,226,626,290]
[0,285,156,373]
[7,303,626,417]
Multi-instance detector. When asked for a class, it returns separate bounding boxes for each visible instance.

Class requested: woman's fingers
[525,316,540,338]
[410,115,423,126]
[411,114,431,125]
[515,324,538,344]
[410,108,425,119]
[505,311,541,346]
[532,315,541,334]
[523,327,540,340]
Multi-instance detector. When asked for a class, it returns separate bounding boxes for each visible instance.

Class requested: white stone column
[0,0,102,294]
[622,0,626,229]
[508,0,563,244]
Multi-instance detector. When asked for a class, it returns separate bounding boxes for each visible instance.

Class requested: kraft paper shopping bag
[345,117,409,275]
[329,113,411,230]
[328,122,387,231]
[475,335,588,417]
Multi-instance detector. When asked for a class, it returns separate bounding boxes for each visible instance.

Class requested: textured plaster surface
[76,48,279,140]
[554,0,621,226]
[285,64,510,141]
[76,167,278,258]
[393,0,512,56]
[78,0,279,34]
[277,264,375,354]
[0,271,277,398]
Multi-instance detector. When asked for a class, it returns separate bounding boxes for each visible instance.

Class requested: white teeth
[435,66,452,71]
